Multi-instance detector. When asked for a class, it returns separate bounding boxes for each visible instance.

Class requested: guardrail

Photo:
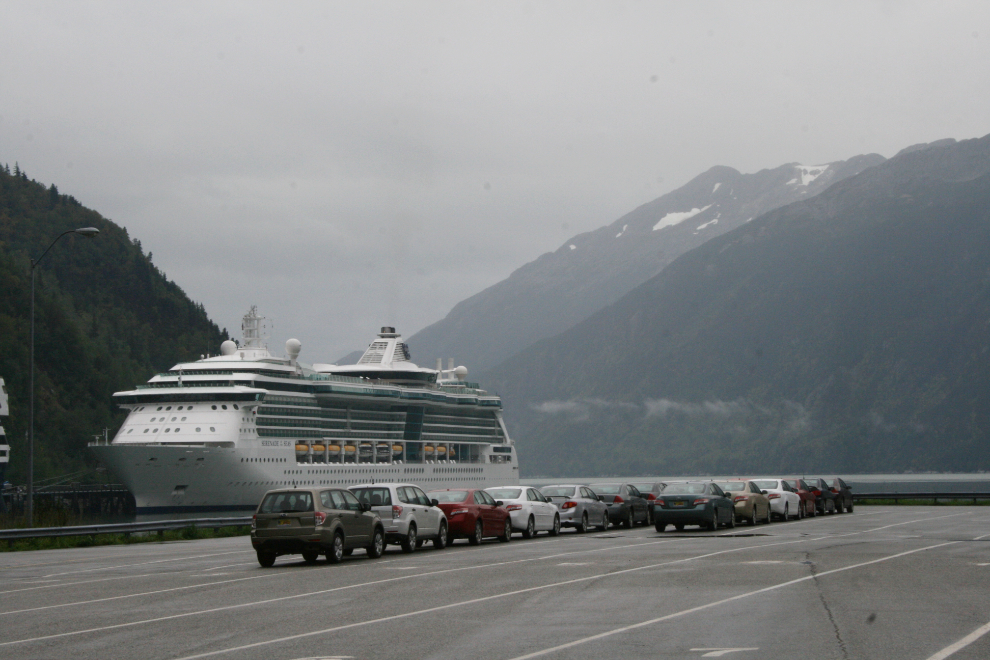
[853,492,990,504]
[0,517,252,542]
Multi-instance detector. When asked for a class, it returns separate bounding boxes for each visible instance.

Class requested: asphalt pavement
[1,506,989,660]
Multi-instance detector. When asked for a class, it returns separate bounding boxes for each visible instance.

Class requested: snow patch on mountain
[712,182,722,194]
[569,244,576,250]
[697,215,720,231]
[653,205,712,231]
[615,224,628,238]
[788,164,830,186]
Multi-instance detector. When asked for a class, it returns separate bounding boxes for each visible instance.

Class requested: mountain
[407,153,885,372]
[482,135,990,477]
[0,164,228,485]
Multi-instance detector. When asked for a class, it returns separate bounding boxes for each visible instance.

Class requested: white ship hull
[91,442,519,513]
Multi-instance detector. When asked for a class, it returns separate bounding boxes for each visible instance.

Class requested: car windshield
[662,483,709,495]
[428,490,470,503]
[783,480,801,489]
[488,488,522,500]
[593,484,621,494]
[715,482,746,492]
[259,491,313,513]
[751,480,778,490]
[541,486,576,497]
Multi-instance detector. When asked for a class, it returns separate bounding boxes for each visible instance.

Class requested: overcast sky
[2,1,988,362]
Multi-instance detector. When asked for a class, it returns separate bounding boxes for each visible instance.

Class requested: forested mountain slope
[0,164,228,484]
[483,135,990,477]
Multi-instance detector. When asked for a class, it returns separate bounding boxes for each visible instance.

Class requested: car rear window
[259,491,313,513]
[488,488,522,500]
[541,486,576,497]
[662,483,709,495]
[592,484,621,494]
[428,490,470,503]
[714,482,746,492]
[351,487,392,507]
[752,480,778,490]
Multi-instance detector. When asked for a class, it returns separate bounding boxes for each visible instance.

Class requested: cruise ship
[90,307,519,513]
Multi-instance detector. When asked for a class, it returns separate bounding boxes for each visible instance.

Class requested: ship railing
[0,517,252,543]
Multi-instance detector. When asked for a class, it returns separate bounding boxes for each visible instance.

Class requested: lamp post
[27,227,99,526]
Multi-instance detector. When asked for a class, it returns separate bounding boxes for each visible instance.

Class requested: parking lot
[1,506,989,660]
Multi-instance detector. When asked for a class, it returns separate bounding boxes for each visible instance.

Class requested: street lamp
[27,226,99,526]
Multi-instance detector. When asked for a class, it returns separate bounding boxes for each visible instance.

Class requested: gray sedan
[540,484,610,533]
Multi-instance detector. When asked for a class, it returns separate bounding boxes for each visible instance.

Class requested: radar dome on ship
[220,340,237,356]
[285,338,302,359]
[454,365,468,381]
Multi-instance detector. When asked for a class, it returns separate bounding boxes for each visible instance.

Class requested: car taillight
[613,496,624,504]
[654,500,665,507]
[506,504,523,511]
[831,488,838,493]
[811,490,821,495]
[450,508,469,517]
[392,505,403,519]
[733,496,747,503]
[251,514,257,529]
[693,498,710,505]
[561,501,577,509]
[646,493,656,500]
[313,511,326,526]
[768,493,780,500]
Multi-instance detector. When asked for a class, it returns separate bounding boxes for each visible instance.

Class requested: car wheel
[847,500,854,513]
[523,516,536,539]
[764,504,772,524]
[749,508,758,526]
[623,508,634,529]
[706,512,717,531]
[326,532,345,564]
[577,512,589,534]
[726,510,736,528]
[799,504,805,519]
[302,548,320,563]
[550,515,561,536]
[655,522,667,532]
[256,550,276,568]
[367,527,384,559]
[498,518,512,542]
[469,520,483,545]
[646,506,654,526]
[782,504,789,522]
[598,512,609,531]
[401,524,417,553]
[826,500,835,514]
[434,522,448,549]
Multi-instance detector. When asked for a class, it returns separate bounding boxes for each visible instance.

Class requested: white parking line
[0,535,812,649]
[503,542,958,660]
[924,618,990,660]
[36,549,252,578]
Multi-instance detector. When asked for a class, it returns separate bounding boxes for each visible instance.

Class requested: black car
[653,481,736,532]
[593,483,652,527]
[804,478,839,514]
[828,477,854,513]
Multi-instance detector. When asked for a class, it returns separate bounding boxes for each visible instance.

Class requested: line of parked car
[249,477,855,566]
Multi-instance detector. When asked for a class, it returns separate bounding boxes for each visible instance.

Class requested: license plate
[672,502,686,507]
[278,519,291,526]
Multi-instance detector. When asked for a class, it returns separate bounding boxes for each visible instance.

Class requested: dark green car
[653,481,736,532]
[251,488,385,567]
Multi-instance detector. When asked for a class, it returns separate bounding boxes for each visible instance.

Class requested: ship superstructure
[90,307,519,513]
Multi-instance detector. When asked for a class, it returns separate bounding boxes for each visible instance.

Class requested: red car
[782,478,818,517]
[426,489,512,545]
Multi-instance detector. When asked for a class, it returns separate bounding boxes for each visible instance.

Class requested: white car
[750,479,803,521]
[486,486,560,538]
[350,483,448,552]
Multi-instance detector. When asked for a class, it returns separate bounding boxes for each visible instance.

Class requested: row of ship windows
[229,476,490,488]
[241,457,287,462]
[133,404,240,413]
[125,427,217,434]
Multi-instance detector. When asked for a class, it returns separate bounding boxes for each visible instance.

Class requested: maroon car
[426,489,512,545]
[782,478,818,517]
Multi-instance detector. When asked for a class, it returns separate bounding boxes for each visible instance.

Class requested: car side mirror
[496,500,504,507]
[431,499,440,508]
[360,502,371,512]
[761,490,768,495]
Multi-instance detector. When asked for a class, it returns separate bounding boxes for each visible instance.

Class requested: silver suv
[350,483,448,552]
